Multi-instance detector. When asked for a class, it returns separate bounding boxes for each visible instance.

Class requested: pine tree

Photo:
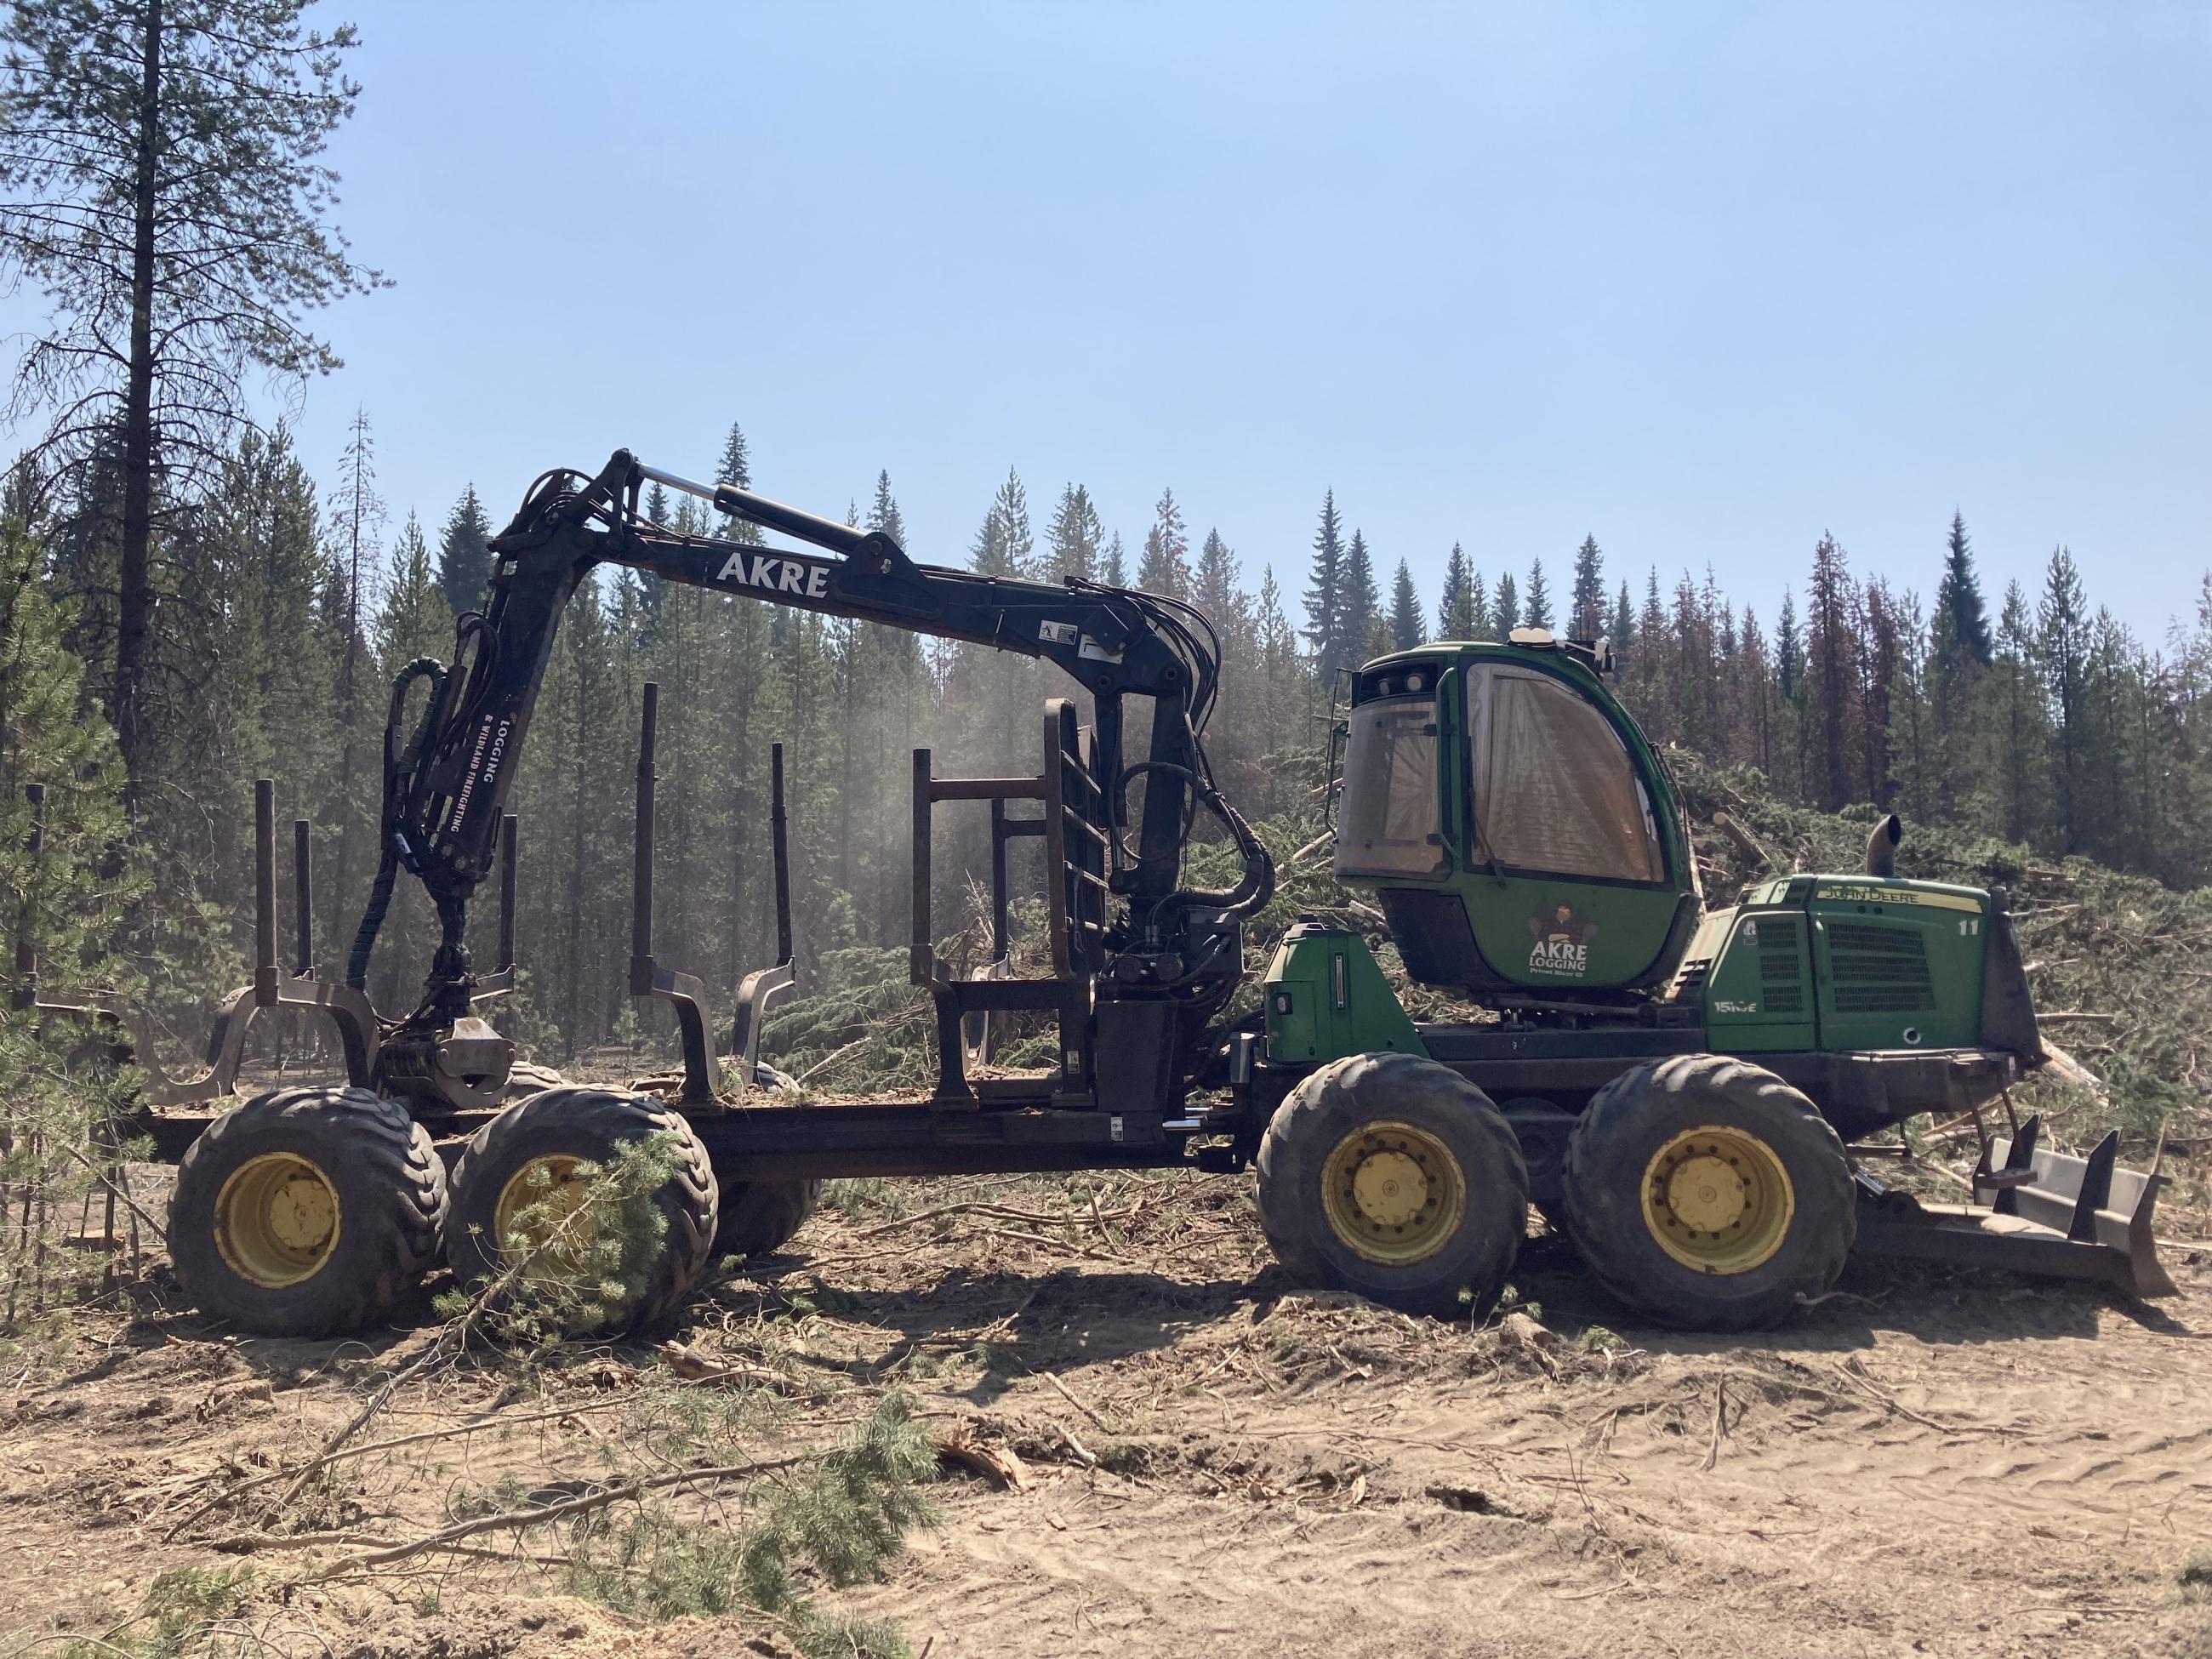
[1935,511,1993,665]
[1986,579,2046,844]
[1860,578,1902,807]
[1303,491,1344,672]
[1388,559,1424,651]
[1340,530,1381,662]
[1137,487,1189,598]
[1,472,141,1310]
[1619,569,1671,740]
[1195,528,1240,627]
[993,469,1034,576]
[322,408,383,941]
[1670,568,1711,752]
[0,0,383,792]
[1736,605,1774,775]
[717,421,753,493]
[2038,544,2091,852]
[1568,534,1605,639]
[867,470,905,546]
[1775,589,1802,701]
[1806,533,1862,810]
[1255,565,1293,664]
[1491,571,1519,640]
[1710,567,1736,669]
[1046,483,1103,582]
[1437,542,1474,638]
[2170,575,2212,882]
[968,500,1015,577]
[1610,579,1634,657]
[436,485,493,616]
[1101,531,1127,588]
[378,513,448,670]
[1524,556,1554,630]
[214,423,327,795]
[2094,610,2163,873]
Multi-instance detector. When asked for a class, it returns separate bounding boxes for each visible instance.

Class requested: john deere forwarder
[17,449,2171,1338]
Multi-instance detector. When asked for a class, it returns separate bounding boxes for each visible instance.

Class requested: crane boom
[352,448,1266,1031]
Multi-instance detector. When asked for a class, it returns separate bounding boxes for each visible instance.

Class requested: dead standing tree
[0,0,384,795]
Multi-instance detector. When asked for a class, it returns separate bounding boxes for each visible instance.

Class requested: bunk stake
[293,819,314,977]
[254,781,277,1005]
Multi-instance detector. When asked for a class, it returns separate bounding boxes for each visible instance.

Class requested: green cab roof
[1361,630,1613,681]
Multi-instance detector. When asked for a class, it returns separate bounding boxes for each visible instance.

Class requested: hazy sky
[9,3,2209,639]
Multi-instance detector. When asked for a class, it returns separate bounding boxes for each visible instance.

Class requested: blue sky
[15,3,2212,638]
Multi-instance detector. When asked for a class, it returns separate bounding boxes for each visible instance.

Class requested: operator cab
[1333,630,1700,998]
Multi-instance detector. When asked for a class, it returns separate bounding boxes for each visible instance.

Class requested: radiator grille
[1756,918,1805,1014]
[1825,920,1935,1013]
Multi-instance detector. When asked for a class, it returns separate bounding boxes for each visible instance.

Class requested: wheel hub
[1665,1154,1747,1233]
[493,1155,596,1280]
[214,1154,341,1288]
[1642,1124,1795,1275]
[1320,1121,1468,1266]
[1352,1150,1428,1229]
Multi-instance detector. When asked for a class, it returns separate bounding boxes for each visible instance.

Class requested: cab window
[1334,696,1445,879]
[1466,666,1664,883]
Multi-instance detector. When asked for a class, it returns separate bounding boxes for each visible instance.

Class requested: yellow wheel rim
[214,1154,341,1288]
[1641,1124,1795,1274]
[1320,1120,1467,1265]
[493,1155,596,1281]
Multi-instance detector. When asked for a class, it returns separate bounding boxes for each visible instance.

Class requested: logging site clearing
[3,6,2209,1658]
[3,1150,2209,1659]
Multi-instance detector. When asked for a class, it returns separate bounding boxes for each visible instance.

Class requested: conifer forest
[0,0,2208,1112]
[9,396,2212,1073]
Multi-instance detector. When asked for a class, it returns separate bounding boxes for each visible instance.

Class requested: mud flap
[1851,1115,2177,1299]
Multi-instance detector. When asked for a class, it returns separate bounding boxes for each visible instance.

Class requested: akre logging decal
[715,548,831,598]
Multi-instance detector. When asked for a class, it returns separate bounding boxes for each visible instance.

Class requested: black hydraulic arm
[353,448,1268,1012]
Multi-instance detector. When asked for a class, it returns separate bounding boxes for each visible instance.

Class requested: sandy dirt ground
[3,1167,2209,1659]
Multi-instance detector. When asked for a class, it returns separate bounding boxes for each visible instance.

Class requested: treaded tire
[712,1067,817,1258]
[1257,1052,1529,1318]
[713,1180,822,1259]
[503,1061,567,1098]
[168,1086,445,1337]
[443,1087,717,1334]
[1561,1054,1854,1331]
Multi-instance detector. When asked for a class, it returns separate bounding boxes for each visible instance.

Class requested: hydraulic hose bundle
[346,657,447,993]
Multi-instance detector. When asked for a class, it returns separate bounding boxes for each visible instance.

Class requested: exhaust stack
[1864,813,1901,878]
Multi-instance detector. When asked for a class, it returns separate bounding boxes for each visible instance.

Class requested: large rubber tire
[168,1086,446,1337]
[443,1088,717,1335]
[712,1065,818,1258]
[1561,1055,1854,1331]
[713,1179,823,1259]
[1257,1052,1529,1318]
[503,1061,567,1099]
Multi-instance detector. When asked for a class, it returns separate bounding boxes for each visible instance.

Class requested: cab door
[1457,663,1685,991]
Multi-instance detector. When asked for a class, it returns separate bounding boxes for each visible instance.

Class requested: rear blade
[1851,1115,2177,1299]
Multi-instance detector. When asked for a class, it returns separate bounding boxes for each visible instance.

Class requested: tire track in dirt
[852,1268,2212,1659]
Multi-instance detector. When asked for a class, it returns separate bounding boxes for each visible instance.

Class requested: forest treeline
[7,408,2212,1063]
[3,0,2209,1073]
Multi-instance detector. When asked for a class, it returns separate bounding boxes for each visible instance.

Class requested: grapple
[1852,1114,2176,1298]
